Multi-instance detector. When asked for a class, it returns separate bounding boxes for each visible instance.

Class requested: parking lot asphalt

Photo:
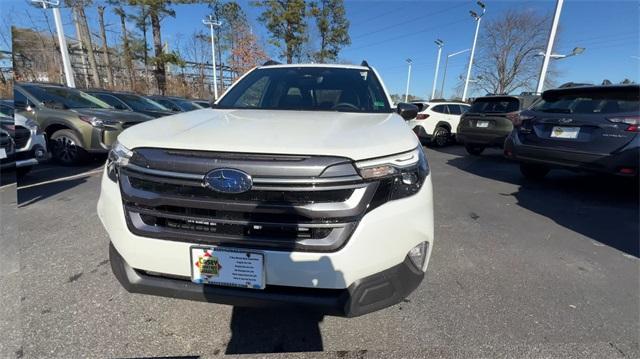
[1,147,638,358]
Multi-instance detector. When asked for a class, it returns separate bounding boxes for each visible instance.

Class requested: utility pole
[440,48,470,98]
[536,0,564,94]
[431,39,444,100]
[32,0,75,87]
[462,1,486,101]
[203,15,221,100]
[405,58,413,103]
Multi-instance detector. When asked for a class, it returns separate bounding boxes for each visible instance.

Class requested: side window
[432,105,448,114]
[447,104,462,115]
[459,105,471,113]
[96,94,127,110]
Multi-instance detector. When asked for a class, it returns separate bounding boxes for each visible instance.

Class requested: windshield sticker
[374,101,385,108]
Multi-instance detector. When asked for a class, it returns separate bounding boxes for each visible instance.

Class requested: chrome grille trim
[119,150,378,252]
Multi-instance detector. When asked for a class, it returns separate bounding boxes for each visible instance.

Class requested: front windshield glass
[217,67,392,113]
[118,94,169,112]
[22,85,111,109]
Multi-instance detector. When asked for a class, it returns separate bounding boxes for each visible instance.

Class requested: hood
[118,109,419,161]
[72,108,153,123]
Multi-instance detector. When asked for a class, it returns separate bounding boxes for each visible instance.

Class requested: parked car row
[454,84,639,179]
[12,82,209,167]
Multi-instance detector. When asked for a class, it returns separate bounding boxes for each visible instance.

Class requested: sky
[3,0,639,99]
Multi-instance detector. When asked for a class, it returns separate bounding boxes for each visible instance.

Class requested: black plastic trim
[109,242,424,317]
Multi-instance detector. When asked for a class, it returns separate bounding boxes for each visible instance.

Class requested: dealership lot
[1,146,638,358]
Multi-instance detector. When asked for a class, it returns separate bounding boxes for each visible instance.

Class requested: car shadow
[17,158,105,207]
[440,146,639,257]
[225,307,325,354]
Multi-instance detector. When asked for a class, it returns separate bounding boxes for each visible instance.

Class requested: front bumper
[98,164,434,315]
[110,242,424,317]
[15,133,48,168]
[505,134,640,176]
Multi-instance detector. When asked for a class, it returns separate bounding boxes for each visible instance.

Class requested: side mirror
[396,103,419,121]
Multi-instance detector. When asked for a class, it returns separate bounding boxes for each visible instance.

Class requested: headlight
[79,115,104,127]
[355,146,429,201]
[106,141,132,182]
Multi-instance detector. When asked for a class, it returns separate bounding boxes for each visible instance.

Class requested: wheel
[464,143,485,155]
[520,163,550,179]
[432,126,451,147]
[50,129,87,165]
[16,166,32,178]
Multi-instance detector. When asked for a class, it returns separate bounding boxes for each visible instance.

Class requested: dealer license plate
[550,126,580,139]
[476,120,489,128]
[190,246,265,289]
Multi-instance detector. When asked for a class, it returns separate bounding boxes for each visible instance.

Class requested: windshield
[217,67,392,113]
[22,85,111,109]
[172,98,202,111]
[469,97,520,113]
[533,88,639,114]
[118,94,169,112]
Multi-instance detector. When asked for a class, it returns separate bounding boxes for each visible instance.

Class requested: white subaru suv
[97,62,434,317]
[408,101,470,146]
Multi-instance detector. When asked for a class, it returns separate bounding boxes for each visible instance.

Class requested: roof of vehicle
[410,100,470,105]
[257,63,370,71]
[546,84,639,93]
[85,89,140,96]
[16,82,67,88]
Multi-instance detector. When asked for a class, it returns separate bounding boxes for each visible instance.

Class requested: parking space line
[0,183,16,190]
[18,167,105,190]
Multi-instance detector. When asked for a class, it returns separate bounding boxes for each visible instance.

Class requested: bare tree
[68,0,101,87]
[472,9,553,95]
[97,5,114,87]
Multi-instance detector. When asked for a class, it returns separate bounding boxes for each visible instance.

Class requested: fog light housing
[408,241,428,270]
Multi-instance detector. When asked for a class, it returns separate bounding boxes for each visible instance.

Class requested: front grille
[14,126,30,149]
[119,149,377,252]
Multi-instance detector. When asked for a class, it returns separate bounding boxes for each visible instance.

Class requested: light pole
[440,48,470,99]
[203,15,221,100]
[536,0,564,94]
[31,0,75,87]
[462,1,486,101]
[430,39,444,100]
[404,58,413,103]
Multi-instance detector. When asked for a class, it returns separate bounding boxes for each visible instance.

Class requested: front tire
[520,163,550,179]
[432,126,450,147]
[50,129,87,165]
[464,143,485,155]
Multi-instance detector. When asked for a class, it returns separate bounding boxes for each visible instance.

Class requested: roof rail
[360,60,370,67]
[262,60,281,66]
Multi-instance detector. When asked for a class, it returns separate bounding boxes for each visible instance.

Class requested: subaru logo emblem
[204,169,253,194]
[559,118,573,124]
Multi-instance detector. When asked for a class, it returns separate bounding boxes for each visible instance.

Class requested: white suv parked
[408,101,470,146]
[98,62,434,317]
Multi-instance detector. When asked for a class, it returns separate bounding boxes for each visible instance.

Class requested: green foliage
[252,0,308,64]
[309,0,350,63]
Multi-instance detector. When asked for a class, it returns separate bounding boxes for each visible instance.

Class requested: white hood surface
[118,109,419,161]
